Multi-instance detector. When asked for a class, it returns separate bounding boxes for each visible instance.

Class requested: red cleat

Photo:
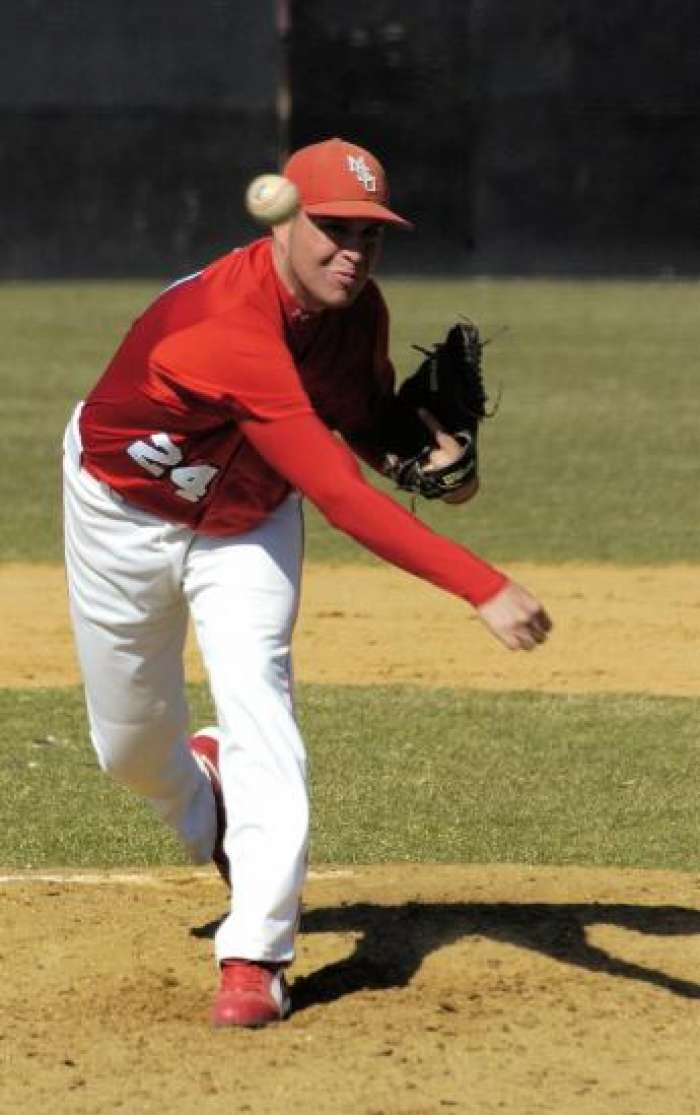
[212,960,292,1028]
[189,727,230,887]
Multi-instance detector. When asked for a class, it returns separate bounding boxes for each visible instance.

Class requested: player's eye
[361,224,383,245]
[314,219,345,240]
[313,217,383,252]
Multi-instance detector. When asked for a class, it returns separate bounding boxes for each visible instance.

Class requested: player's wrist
[467,571,510,608]
[441,476,479,504]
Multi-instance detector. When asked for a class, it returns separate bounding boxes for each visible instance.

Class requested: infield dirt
[1,561,699,1114]
[2,560,700,695]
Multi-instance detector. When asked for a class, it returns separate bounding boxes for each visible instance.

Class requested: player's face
[273,212,384,311]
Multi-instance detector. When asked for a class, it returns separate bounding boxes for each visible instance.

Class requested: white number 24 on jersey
[126,433,219,503]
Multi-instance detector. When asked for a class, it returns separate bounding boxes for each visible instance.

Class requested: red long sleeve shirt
[79,238,506,606]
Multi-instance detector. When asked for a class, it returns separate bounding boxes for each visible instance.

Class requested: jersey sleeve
[150,311,314,422]
[238,410,507,607]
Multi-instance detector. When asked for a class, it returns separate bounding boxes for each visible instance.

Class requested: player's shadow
[192,899,700,1011]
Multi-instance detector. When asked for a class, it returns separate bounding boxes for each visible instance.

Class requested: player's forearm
[240,413,506,606]
[319,472,505,605]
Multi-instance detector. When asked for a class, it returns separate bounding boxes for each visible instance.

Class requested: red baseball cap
[283,138,413,229]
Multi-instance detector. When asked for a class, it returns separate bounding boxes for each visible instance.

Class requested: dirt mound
[3,562,699,1113]
[2,864,699,1114]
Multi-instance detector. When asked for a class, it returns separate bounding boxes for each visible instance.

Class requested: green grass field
[1,684,698,871]
[1,276,698,872]
[1,277,698,564]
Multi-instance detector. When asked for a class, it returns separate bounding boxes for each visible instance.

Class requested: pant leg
[62,412,216,862]
[184,494,307,964]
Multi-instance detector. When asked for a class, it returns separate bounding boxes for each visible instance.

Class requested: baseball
[245,174,300,225]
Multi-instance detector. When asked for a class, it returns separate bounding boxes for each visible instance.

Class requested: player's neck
[270,237,325,315]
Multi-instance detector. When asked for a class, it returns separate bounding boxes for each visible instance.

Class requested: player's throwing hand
[476,581,552,651]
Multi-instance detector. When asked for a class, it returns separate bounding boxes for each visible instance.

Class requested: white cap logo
[347,154,377,193]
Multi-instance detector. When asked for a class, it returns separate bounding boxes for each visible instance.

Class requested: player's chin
[321,275,367,308]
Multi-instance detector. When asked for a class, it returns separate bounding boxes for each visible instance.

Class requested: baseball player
[62,137,551,1029]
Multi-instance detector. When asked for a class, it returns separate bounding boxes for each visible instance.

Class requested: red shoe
[212,960,291,1028]
[189,727,230,887]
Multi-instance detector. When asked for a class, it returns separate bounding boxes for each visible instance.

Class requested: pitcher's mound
[3,862,699,1114]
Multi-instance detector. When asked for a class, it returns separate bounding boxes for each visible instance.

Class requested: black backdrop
[2,0,699,276]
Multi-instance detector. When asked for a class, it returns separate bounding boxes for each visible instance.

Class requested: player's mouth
[330,269,360,291]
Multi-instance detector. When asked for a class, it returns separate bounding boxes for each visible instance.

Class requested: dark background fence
[2,0,699,277]
[1,2,280,276]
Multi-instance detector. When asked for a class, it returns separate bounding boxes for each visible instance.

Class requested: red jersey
[79,238,507,606]
[81,238,389,534]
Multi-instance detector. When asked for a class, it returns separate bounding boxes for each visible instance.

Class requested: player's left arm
[367,317,493,505]
[345,289,479,505]
[346,373,479,506]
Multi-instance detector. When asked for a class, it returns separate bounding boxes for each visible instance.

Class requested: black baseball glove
[383,317,496,500]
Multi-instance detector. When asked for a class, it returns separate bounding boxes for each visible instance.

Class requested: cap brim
[303,199,413,229]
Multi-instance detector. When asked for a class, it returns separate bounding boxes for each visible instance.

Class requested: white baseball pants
[63,409,307,964]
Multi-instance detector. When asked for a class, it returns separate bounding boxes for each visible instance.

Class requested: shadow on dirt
[192,900,700,1011]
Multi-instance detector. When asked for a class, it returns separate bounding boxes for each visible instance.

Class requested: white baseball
[245,174,300,225]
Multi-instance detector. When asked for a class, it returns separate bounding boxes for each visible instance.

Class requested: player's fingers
[528,624,548,644]
[515,628,538,651]
[508,617,548,650]
[495,626,528,652]
[532,608,553,633]
[499,633,521,651]
[517,603,552,637]
[523,609,551,638]
[417,407,444,435]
